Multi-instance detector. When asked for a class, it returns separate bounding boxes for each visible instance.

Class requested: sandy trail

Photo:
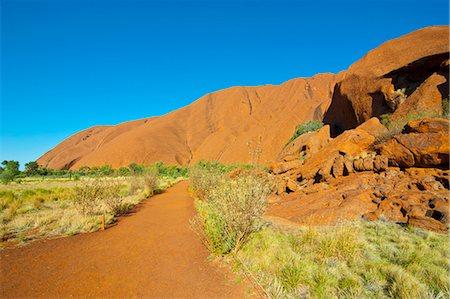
[0,181,250,298]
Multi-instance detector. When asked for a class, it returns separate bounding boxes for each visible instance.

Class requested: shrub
[71,179,106,216]
[117,167,131,176]
[128,163,144,175]
[143,171,159,196]
[127,176,143,195]
[286,121,323,146]
[188,165,222,200]
[192,174,271,255]
[103,181,125,215]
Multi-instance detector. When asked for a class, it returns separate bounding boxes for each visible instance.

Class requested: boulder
[332,155,345,178]
[355,117,389,137]
[300,129,376,180]
[379,138,416,167]
[277,125,331,162]
[268,168,449,233]
[286,179,298,193]
[353,158,365,172]
[270,159,303,175]
[343,157,354,175]
[323,27,449,133]
[362,157,374,171]
[373,155,389,172]
[403,118,450,134]
[392,73,446,120]
[395,132,449,167]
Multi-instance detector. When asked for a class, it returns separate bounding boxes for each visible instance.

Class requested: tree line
[0,160,188,184]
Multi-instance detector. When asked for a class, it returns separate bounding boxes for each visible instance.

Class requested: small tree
[0,160,21,183]
[25,161,39,176]
[117,167,130,176]
[99,165,114,176]
[128,163,144,175]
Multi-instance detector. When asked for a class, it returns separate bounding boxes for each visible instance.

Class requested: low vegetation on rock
[286,120,324,146]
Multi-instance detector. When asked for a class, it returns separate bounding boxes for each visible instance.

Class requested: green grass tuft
[236,221,449,298]
[286,120,323,146]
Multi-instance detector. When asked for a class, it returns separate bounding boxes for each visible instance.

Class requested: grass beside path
[235,220,449,299]
[0,175,184,247]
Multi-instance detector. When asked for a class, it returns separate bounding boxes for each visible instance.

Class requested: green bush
[188,164,223,200]
[71,180,107,216]
[286,120,324,146]
[143,171,159,196]
[192,174,271,255]
[117,167,130,176]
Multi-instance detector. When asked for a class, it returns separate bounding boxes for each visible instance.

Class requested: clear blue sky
[1,0,448,167]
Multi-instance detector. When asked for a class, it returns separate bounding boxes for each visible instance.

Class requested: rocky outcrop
[323,26,449,135]
[277,125,331,162]
[268,168,449,233]
[270,118,449,232]
[271,118,386,186]
[379,118,449,168]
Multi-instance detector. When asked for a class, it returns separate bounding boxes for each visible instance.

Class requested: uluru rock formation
[38,73,339,169]
[37,26,449,170]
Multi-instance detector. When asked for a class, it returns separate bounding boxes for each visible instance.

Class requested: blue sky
[1,0,448,167]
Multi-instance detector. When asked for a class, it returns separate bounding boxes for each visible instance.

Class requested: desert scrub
[188,165,222,200]
[286,120,323,146]
[143,171,159,196]
[0,176,177,247]
[71,179,108,215]
[192,174,271,255]
[235,221,449,299]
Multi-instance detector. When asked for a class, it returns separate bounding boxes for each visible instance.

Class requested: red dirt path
[0,181,250,298]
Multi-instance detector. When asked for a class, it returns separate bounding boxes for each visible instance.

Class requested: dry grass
[235,221,449,299]
[191,168,272,255]
[0,176,183,247]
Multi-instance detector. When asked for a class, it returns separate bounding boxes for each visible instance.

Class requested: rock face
[323,26,449,135]
[269,118,449,233]
[268,168,448,233]
[379,118,449,168]
[38,26,449,170]
[38,74,339,169]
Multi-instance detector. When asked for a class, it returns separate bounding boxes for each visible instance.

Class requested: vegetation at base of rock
[192,175,271,255]
[286,121,324,146]
[190,164,272,255]
[235,221,449,299]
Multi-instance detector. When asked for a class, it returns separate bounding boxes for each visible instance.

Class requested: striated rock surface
[38,74,338,169]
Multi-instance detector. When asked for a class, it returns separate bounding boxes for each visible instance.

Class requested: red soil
[0,182,250,298]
